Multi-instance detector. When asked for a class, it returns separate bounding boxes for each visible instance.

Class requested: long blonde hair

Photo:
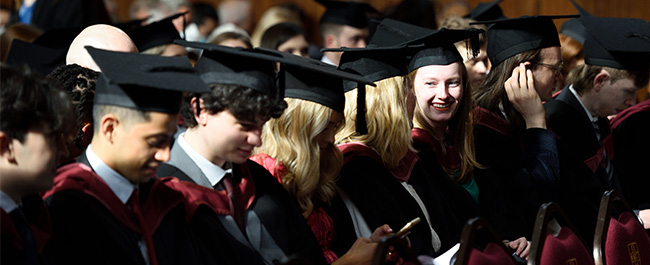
[409,63,482,183]
[255,98,341,217]
[336,76,413,169]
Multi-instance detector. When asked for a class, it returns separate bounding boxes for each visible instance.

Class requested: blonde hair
[409,64,482,184]
[336,76,413,169]
[254,98,341,217]
[250,6,303,47]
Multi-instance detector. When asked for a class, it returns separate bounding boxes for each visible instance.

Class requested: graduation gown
[472,106,559,239]
[328,142,463,258]
[610,99,650,210]
[156,140,327,265]
[42,155,204,265]
[410,128,480,226]
[1,195,51,265]
[544,87,616,246]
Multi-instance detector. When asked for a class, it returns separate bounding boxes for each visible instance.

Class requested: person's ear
[593,69,611,92]
[80,122,93,145]
[324,34,338,49]
[100,114,118,144]
[191,97,208,126]
[0,131,16,163]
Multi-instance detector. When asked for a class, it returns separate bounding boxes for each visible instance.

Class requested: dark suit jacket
[544,87,616,247]
[157,140,327,265]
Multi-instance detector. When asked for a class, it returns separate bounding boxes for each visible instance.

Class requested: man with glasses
[544,17,650,247]
[470,15,574,239]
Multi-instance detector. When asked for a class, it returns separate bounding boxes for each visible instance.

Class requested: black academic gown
[157,159,327,265]
[410,128,480,226]
[472,106,560,240]
[544,87,616,246]
[42,153,204,265]
[611,99,650,211]
[328,143,463,258]
[1,195,51,265]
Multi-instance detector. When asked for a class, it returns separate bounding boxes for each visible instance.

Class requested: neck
[577,90,600,118]
[184,129,226,168]
[324,52,340,66]
[0,185,22,203]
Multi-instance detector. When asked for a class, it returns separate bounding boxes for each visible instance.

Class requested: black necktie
[592,120,616,187]
[222,172,246,234]
[10,207,40,265]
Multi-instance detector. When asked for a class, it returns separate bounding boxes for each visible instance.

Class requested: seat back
[529,202,594,265]
[454,217,516,265]
[594,189,650,265]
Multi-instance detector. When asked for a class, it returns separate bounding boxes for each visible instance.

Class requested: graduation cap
[471,15,579,66]
[366,18,434,47]
[464,0,507,22]
[33,26,86,49]
[6,39,66,76]
[405,28,484,72]
[580,17,650,71]
[257,47,375,133]
[560,0,592,44]
[87,46,209,113]
[317,0,377,28]
[174,40,281,97]
[126,12,184,52]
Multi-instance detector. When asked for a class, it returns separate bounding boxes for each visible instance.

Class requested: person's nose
[155,145,171,162]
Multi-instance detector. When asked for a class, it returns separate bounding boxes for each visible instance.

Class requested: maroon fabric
[0,200,51,254]
[467,242,516,265]
[472,106,512,137]
[222,175,246,233]
[610,99,650,130]
[338,142,420,182]
[250,153,339,263]
[411,128,462,175]
[604,211,650,265]
[583,133,614,173]
[539,227,594,265]
[162,168,257,219]
[43,163,186,233]
[128,190,159,265]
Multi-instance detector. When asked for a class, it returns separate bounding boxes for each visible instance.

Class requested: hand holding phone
[395,217,421,238]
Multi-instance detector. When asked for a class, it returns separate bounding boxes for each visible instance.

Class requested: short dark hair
[1,64,75,142]
[260,22,306,50]
[191,2,219,26]
[47,64,99,149]
[181,84,287,128]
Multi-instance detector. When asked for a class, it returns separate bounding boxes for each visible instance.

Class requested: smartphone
[395,217,421,238]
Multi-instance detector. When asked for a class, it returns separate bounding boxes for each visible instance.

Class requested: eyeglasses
[534,62,564,75]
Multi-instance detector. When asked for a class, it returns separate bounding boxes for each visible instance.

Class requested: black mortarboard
[6,39,66,76]
[560,0,592,44]
[87,46,209,113]
[126,12,184,52]
[368,18,435,47]
[258,47,375,133]
[404,28,484,72]
[471,15,578,66]
[327,46,412,91]
[317,0,377,28]
[366,18,434,47]
[256,47,374,112]
[580,17,650,71]
[174,40,281,97]
[32,26,85,49]
[464,0,507,22]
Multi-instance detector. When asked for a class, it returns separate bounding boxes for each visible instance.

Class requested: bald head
[66,24,138,71]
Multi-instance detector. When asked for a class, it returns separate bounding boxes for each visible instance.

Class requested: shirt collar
[86,145,137,204]
[177,133,231,186]
[321,55,337,66]
[0,190,18,213]
[568,85,599,123]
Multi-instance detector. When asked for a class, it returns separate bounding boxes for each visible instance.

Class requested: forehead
[340,25,368,37]
[539,46,562,62]
[416,62,462,78]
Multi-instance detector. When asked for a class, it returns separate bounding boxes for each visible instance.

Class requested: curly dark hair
[1,64,75,143]
[181,84,287,128]
[47,64,99,149]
